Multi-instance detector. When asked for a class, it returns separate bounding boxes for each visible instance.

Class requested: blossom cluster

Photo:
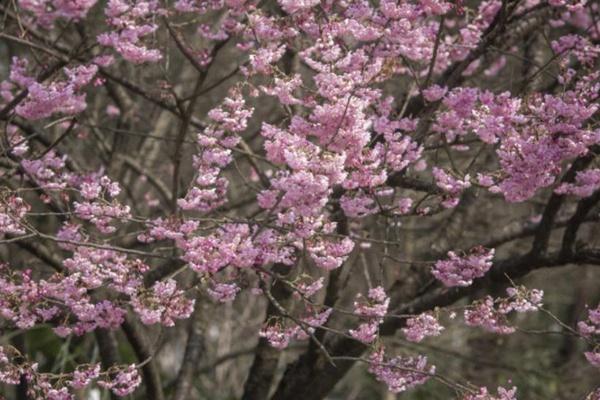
[431,82,600,203]
[349,286,390,343]
[0,195,29,236]
[402,312,444,343]
[464,286,544,335]
[578,303,600,368]
[463,386,518,400]
[73,175,131,234]
[3,58,98,121]
[17,0,97,28]
[367,347,434,394]
[97,0,163,64]
[432,246,495,287]
[555,169,600,198]
[0,345,140,399]
[2,0,600,397]
[131,279,195,326]
[432,167,471,208]
[259,308,333,349]
[178,91,251,212]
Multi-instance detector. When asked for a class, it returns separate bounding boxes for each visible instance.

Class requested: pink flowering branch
[1,0,600,398]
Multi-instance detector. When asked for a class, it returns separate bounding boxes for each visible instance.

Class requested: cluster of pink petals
[0,268,57,330]
[498,286,544,314]
[306,236,355,270]
[349,286,390,343]
[402,312,444,342]
[0,346,136,399]
[179,91,252,212]
[555,169,600,198]
[207,282,240,303]
[20,150,67,189]
[464,296,515,335]
[98,364,142,396]
[5,58,98,120]
[260,75,304,105]
[423,84,448,102]
[5,125,29,156]
[464,287,543,335]
[278,0,320,14]
[463,386,518,400]
[70,364,101,389]
[180,223,292,273]
[0,265,128,336]
[432,246,495,287]
[585,351,600,368]
[0,196,29,236]
[131,279,195,326]
[551,34,600,64]
[431,81,600,203]
[293,308,333,340]
[73,176,131,234]
[293,277,324,299]
[18,0,98,28]
[0,227,195,335]
[353,286,390,318]
[97,0,163,64]
[62,245,147,292]
[578,304,600,338]
[577,303,600,368]
[259,308,333,349]
[2,0,599,397]
[339,192,375,218]
[368,347,434,393]
[432,167,472,208]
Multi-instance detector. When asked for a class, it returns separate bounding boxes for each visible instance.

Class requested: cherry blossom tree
[0,0,599,399]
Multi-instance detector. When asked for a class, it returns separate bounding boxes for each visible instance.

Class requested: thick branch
[560,189,600,259]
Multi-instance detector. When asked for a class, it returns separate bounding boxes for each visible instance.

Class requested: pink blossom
[555,169,600,197]
[464,296,515,334]
[423,85,448,102]
[207,283,240,303]
[353,286,390,318]
[585,350,600,368]
[340,193,376,218]
[349,320,380,344]
[349,286,390,342]
[278,0,320,14]
[97,0,163,63]
[259,323,292,349]
[294,277,325,299]
[307,237,355,270]
[432,168,471,208]
[18,0,97,28]
[0,196,29,236]
[578,304,600,338]
[463,386,518,400]
[394,197,413,215]
[2,0,600,396]
[70,364,100,389]
[499,287,544,314]
[9,58,97,120]
[98,364,141,396]
[432,247,495,287]
[402,313,444,342]
[131,279,195,326]
[368,347,434,393]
